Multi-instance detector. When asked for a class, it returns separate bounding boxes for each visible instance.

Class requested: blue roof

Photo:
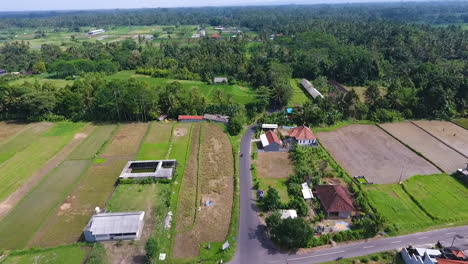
[286,108,293,114]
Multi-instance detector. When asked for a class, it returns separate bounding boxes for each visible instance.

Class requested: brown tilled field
[173,123,234,258]
[0,122,29,142]
[380,122,467,173]
[317,124,440,184]
[412,121,468,157]
[101,123,148,157]
[256,152,294,178]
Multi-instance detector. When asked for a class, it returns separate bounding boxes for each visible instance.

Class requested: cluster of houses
[401,243,468,264]
[259,124,318,152]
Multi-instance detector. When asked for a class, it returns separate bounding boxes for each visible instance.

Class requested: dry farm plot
[173,123,234,258]
[380,122,467,173]
[256,152,294,178]
[0,121,29,142]
[317,124,440,184]
[29,124,145,247]
[412,121,468,157]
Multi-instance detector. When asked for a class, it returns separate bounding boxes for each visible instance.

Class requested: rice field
[137,123,174,160]
[0,122,85,202]
[2,244,90,264]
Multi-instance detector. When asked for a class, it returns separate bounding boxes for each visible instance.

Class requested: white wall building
[401,247,441,264]
[84,212,145,242]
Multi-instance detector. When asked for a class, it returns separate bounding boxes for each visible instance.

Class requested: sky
[0,0,430,12]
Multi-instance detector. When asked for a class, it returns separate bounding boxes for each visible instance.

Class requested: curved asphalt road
[230,125,468,264]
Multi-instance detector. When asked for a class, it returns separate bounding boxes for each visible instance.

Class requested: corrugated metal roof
[260,133,269,147]
[280,210,297,219]
[87,212,144,235]
[301,79,324,99]
[262,124,278,129]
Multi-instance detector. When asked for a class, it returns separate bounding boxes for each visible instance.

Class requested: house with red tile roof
[211,34,221,38]
[315,185,356,218]
[178,115,204,122]
[260,130,282,152]
[288,126,317,146]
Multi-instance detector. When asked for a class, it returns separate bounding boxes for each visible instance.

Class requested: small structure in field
[203,114,229,123]
[191,33,200,38]
[178,115,204,122]
[300,79,324,99]
[315,185,356,218]
[260,130,282,152]
[301,182,314,200]
[211,34,221,39]
[262,124,278,131]
[280,209,297,219]
[214,26,225,30]
[84,211,145,242]
[200,30,206,37]
[88,29,105,36]
[0,69,7,76]
[119,160,177,180]
[289,126,317,146]
[213,77,228,84]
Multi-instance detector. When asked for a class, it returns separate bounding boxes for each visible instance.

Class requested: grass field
[0,122,53,165]
[258,177,290,203]
[365,184,434,233]
[289,78,310,106]
[0,121,29,143]
[2,244,90,264]
[107,71,258,105]
[137,123,174,160]
[0,160,91,249]
[345,86,387,102]
[67,124,116,160]
[8,76,73,88]
[0,122,85,202]
[453,118,468,129]
[403,174,468,222]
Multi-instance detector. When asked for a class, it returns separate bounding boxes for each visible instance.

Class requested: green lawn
[67,124,116,160]
[289,78,309,106]
[403,174,468,223]
[107,184,160,212]
[3,244,89,264]
[137,123,174,160]
[8,76,73,88]
[366,184,434,233]
[258,177,290,203]
[0,160,91,249]
[0,122,85,202]
[453,118,468,129]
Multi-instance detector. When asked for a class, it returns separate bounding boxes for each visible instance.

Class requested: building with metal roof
[119,160,177,180]
[262,124,278,130]
[300,79,324,99]
[280,209,297,219]
[178,115,204,122]
[260,130,282,152]
[213,77,228,84]
[84,211,145,242]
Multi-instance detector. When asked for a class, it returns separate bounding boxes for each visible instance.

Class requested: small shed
[213,77,228,84]
[260,130,282,152]
[280,209,297,219]
[262,124,278,130]
[301,182,313,200]
[178,115,204,122]
[204,114,229,123]
[84,211,145,242]
[300,79,324,99]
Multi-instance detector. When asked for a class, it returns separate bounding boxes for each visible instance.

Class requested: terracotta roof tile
[289,126,316,140]
[315,185,355,213]
[178,115,204,120]
[266,130,282,145]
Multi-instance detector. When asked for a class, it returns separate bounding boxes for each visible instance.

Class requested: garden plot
[380,122,466,173]
[137,123,174,160]
[412,121,468,157]
[317,124,440,184]
[0,122,85,202]
[0,122,54,164]
[256,152,294,179]
[173,123,234,258]
[29,124,145,247]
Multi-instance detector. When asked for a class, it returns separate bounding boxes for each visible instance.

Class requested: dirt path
[0,124,94,220]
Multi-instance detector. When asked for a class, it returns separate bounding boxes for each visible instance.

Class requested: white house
[288,126,317,146]
[88,29,105,36]
[401,247,441,264]
[300,79,324,99]
[213,77,228,84]
[84,211,145,242]
[280,209,297,219]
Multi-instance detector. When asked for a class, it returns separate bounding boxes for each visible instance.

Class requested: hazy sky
[0,0,427,12]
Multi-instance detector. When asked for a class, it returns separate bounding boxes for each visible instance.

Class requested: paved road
[230,126,468,264]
